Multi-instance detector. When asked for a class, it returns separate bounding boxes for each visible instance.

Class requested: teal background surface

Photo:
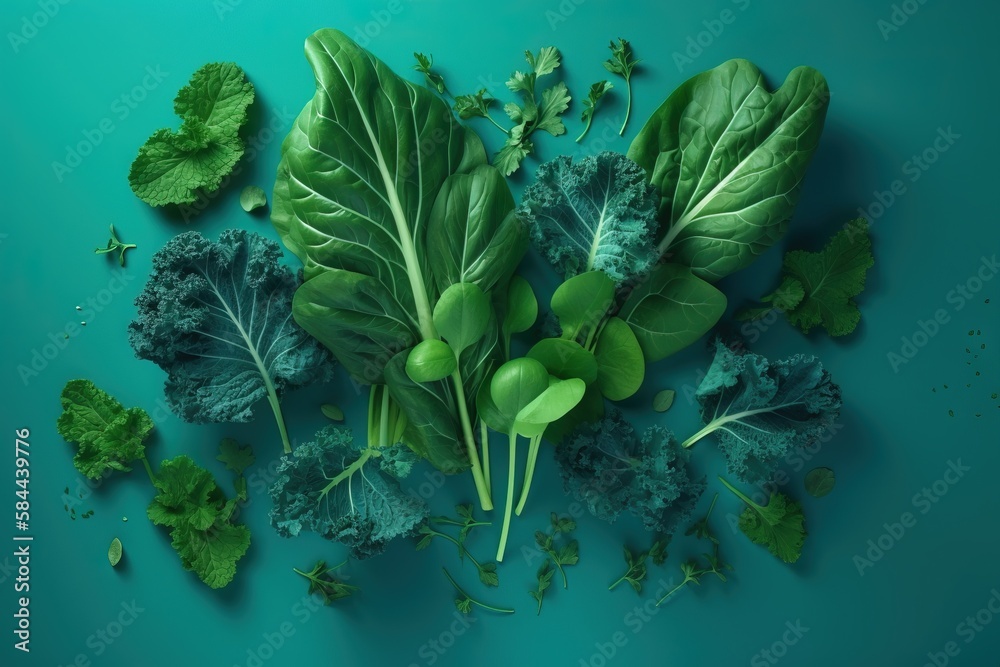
[1,1,998,666]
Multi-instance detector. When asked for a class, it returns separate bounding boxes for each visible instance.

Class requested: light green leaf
[503,275,538,341]
[629,59,829,281]
[490,358,550,432]
[321,404,345,422]
[406,339,459,383]
[515,378,587,437]
[594,317,644,401]
[527,338,598,384]
[433,283,490,356]
[619,264,726,362]
[108,538,123,567]
[240,185,267,212]
[551,271,615,341]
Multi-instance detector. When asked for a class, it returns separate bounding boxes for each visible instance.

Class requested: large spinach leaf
[271,30,525,498]
[628,59,829,282]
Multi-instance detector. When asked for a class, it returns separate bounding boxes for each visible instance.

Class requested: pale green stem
[481,420,492,497]
[514,434,542,516]
[496,432,518,562]
[451,369,493,511]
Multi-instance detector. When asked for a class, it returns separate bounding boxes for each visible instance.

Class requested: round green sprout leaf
[108,537,123,567]
[594,317,645,401]
[550,271,615,340]
[515,378,587,437]
[490,357,550,429]
[240,185,268,212]
[405,339,457,383]
[476,377,510,434]
[504,275,538,338]
[804,467,835,498]
[433,282,490,355]
[653,390,675,413]
[527,338,599,384]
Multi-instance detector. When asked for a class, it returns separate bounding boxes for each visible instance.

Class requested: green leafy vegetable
[741,219,874,336]
[56,379,153,480]
[618,264,727,363]
[685,493,720,544]
[628,59,830,281]
[294,560,359,604]
[239,185,267,212]
[458,46,571,175]
[682,340,842,483]
[108,538,123,567]
[557,409,705,534]
[147,455,251,589]
[804,467,836,498]
[94,224,137,267]
[609,538,666,593]
[603,39,639,136]
[653,389,675,413]
[413,52,446,94]
[530,562,554,615]
[273,30,527,508]
[534,513,579,589]
[417,523,498,587]
[720,476,806,564]
[129,62,254,206]
[443,568,514,615]
[129,230,333,454]
[268,424,427,559]
[518,152,658,285]
[577,81,613,142]
[217,438,254,501]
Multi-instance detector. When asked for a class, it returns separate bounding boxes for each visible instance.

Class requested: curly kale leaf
[129,229,332,452]
[268,425,428,559]
[518,152,658,284]
[683,340,842,482]
[129,62,254,206]
[147,455,251,589]
[56,380,153,480]
[556,409,705,535]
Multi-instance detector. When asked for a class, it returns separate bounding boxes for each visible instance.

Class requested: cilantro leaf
[535,82,571,136]
[720,477,806,564]
[454,89,495,120]
[129,62,254,207]
[494,139,533,176]
[576,81,612,142]
[217,438,255,476]
[530,562,554,614]
[147,455,251,588]
[603,38,639,135]
[527,46,561,76]
[294,560,359,604]
[413,52,446,94]
[741,220,873,335]
[56,380,153,480]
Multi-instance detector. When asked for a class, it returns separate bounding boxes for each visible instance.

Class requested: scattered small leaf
[240,185,268,212]
[653,389,675,413]
[321,403,345,421]
[804,467,835,498]
[108,538,123,567]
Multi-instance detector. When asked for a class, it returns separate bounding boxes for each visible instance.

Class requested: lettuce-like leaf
[556,410,705,535]
[268,425,428,559]
[129,62,254,206]
[629,59,829,282]
[518,152,658,285]
[128,229,332,453]
[56,379,153,480]
[682,340,842,482]
[147,455,250,589]
[271,29,526,481]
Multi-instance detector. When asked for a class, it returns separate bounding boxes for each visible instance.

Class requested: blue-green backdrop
[1,1,997,666]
